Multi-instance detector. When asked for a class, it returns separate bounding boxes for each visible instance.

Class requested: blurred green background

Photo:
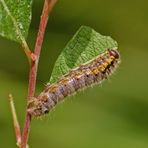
[1,0,148,147]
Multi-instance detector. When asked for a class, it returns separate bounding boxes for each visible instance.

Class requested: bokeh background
[1,0,148,147]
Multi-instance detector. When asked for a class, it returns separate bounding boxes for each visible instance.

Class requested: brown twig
[21,0,57,148]
[9,94,21,148]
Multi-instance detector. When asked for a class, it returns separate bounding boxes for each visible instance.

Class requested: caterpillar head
[108,48,120,59]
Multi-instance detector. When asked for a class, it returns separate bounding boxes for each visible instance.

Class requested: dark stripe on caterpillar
[27,48,120,117]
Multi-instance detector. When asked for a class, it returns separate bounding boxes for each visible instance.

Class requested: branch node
[30,53,37,62]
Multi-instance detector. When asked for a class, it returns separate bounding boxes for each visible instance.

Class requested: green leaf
[0,0,32,43]
[50,26,118,83]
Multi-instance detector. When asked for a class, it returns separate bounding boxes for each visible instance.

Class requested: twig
[21,0,57,148]
[9,94,21,148]
[34,0,57,61]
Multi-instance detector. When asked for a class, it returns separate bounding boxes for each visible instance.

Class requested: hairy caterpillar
[27,48,120,117]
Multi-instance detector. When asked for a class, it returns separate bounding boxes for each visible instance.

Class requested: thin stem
[9,94,21,148]
[21,0,57,148]
[34,0,57,61]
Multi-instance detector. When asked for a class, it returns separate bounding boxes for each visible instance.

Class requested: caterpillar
[27,48,120,117]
